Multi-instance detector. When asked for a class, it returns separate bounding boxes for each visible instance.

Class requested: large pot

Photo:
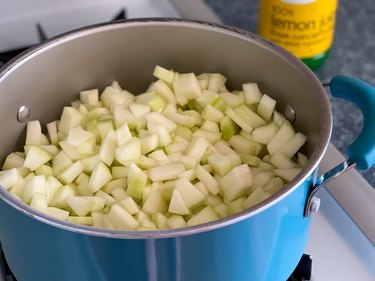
[0,19,374,281]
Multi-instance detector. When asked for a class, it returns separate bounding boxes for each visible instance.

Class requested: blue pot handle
[304,75,375,216]
[329,75,375,170]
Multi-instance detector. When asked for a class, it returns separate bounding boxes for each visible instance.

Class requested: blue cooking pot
[0,19,374,281]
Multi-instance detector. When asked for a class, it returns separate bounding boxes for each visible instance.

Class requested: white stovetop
[306,188,375,281]
[306,144,375,281]
[0,0,180,52]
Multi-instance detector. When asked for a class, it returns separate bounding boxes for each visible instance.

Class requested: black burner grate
[0,48,27,68]
[287,254,312,281]
[0,244,16,281]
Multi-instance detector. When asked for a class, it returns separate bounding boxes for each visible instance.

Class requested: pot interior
[0,19,331,235]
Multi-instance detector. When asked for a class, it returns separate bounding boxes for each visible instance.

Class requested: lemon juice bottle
[258,0,338,70]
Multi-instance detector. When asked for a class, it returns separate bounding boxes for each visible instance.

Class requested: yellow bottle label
[258,0,338,58]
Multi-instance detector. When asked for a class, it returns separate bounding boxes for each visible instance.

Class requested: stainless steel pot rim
[0,18,332,239]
